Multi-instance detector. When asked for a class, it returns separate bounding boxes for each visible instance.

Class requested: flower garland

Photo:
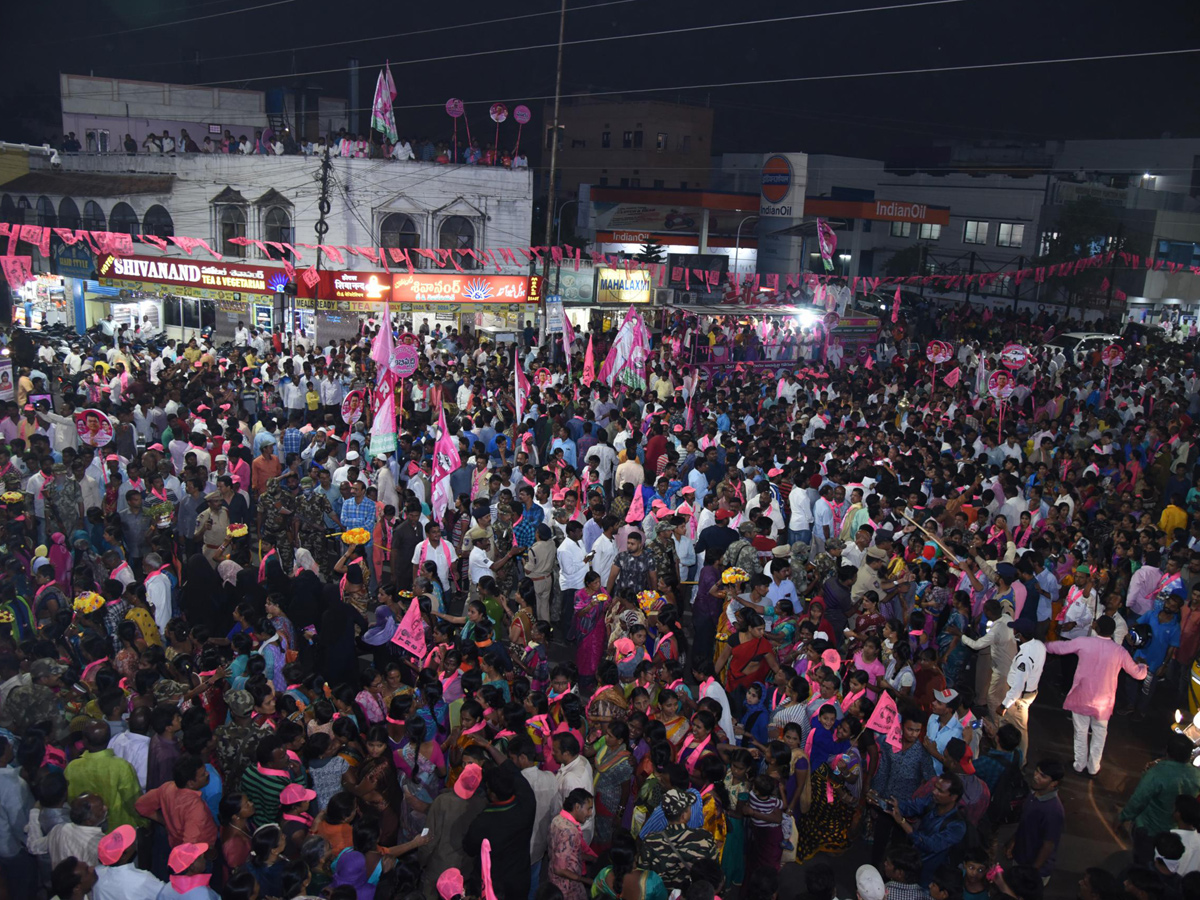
[722,567,750,585]
[73,592,106,614]
[227,524,249,539]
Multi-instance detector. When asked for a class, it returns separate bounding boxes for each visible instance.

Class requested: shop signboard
[53,243,94,279]
[595,268,652,305]
[96,253,284,299]
[545,295,565,334]
[253,304,274,332]
[392,273,531,304]
[297,270,392,311]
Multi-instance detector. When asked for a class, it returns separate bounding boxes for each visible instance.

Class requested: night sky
[2,0,1198,162]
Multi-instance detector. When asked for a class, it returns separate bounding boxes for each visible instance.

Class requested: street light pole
[539,0,568,346]
[554,198,579,295]
[732,214,758,280]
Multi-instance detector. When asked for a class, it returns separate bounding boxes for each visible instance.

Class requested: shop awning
[0,171,174,197]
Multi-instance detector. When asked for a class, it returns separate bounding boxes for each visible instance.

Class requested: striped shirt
[239,763,293,827]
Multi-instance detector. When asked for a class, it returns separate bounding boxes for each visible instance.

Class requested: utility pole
[1105,223,1123,317]
[964,251,976,304]
[539,0,568,346]
[309,143,333,353]
[1013,255,1024,312]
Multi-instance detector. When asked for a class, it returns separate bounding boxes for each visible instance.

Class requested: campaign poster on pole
[0,360,13,401]
[544,295,565,335]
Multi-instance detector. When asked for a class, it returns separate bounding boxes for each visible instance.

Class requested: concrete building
[545,98,713,197]
[0,148,534,340]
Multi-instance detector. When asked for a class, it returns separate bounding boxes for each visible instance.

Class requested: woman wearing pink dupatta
[572,574,609,691]
[48,532,73,594]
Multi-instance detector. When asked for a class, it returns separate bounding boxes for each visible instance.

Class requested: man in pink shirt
[1046,615,1147,776]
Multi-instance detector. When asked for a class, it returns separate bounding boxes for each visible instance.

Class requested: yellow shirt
[306,391,320,411]
[1160,504,1188,536]
[183,346,202,363]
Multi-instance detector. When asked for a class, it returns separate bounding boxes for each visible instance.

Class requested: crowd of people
[52,129,530,169]
[0,295,1197,900]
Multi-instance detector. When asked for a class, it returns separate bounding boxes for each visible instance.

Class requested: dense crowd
[0,297,1198,900]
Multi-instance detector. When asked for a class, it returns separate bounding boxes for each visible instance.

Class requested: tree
[884,242,925,278]
[636,240,666,264]
[1037,197,1118,304]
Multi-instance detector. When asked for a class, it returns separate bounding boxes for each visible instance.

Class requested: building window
[680,181,688,190]
[439,216,478,269]
[218,206,246,257]
[85,130,110,153]
[109,202,141,237]
[890,221,911,238]
[380,213,420,256]
[601,132,611,148]
[862,219,871,233]
[598,177,608,187]
[142,205,174,239]
[963,220,988,245]
[682,136,691,151]
[653,179,664,189]
[0,196,18,225]
[36,196,57,229]
[656,133,668,151]
[620,177,629,188]
[81,201,105,231]
[633,131,643,149]
[262,207,292,259]
[919,223,941,240]
[995,222,1024,248]
[622,132,633,149]
[630,178,640,188]
[57,198,80,230]
[570,139,586,149]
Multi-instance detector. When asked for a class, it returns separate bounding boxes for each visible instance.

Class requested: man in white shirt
[25,793,105,867]
[1126,550,1164,616]
[812,485,836,555]
[391,140,415,161]
[513,739,560,885]
[552,734,594,843]
[556,520,588,636]
[143,553,172,635]
[234,322,250,346]
[412,521,457,588]
[108,709,151,789]
[373,455,399,513]
[1059,568,1099,642]
[589,516,619,581]
[584,435,617,487]
[992,619,1046,761]
[788,478,813,545]
[93,821,163,900]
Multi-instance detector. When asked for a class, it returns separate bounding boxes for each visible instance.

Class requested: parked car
[1045,331,1121,364]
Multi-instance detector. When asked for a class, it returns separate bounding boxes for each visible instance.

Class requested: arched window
[438,215,477,268]
[143,205,174,239]
[109,202,140,236]
[219,206,247,258]
[262,207,292,259]
[57,198,81,230]
[380,213,420,253]
[0,196,17,225]
[36,196,56,229]
[82,201,106,232]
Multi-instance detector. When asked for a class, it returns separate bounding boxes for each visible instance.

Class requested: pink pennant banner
[390,598,427,658]
[0,255,33,288]
[943,366,962,387]
[301,267,320,288]
[19,225,49,257]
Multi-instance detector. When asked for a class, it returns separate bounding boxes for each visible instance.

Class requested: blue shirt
[639,787,704,837]
[895,794,967,886]
[319,484,343,528]
[340,496,378,547]
[551,437,577,467]
[1135,609,1181,672]
[925,713,963,776]
[513,503,543,548]
[281,427,303,457]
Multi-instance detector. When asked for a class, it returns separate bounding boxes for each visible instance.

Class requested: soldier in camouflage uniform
[720,521,763,577]
[0,658,69,739]
[295,476,338,572]
[257,477,296,572]
[214,689,262,793]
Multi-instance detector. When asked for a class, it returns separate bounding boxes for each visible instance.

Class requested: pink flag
[368,306,398,457]
[301,267,320,288]
[431,406,461,522]
[581,335,595,387]
[943,367,962,388]
[626,487,645,524]
[390,598,427,658]
[481,839,498,900]
[561,313,575,373]
[515,361,531,422]
[0,256,32,289]
[776,376,786,399]
[891,287,901,324]
[864,691,903,751]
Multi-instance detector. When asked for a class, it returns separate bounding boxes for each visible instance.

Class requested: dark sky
[3,0,1198,161]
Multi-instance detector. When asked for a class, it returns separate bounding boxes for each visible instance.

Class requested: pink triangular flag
[626,487,645,524]
[943,367,962,388]
[390,599,427,658]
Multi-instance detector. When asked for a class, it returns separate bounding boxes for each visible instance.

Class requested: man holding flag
[370,62,398,144]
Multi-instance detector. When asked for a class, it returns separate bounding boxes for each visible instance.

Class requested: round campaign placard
[999,343,1029,370]
[513,105,531,125]
[926,340,953,365]
[393,344,420,379]
[1102,344,1125,367]
[489,103,508,123]
[533,367,552,389]
[340,389,366,425]
[445,98,464,118]
[988,371,1015,400]
[75,408,114,447]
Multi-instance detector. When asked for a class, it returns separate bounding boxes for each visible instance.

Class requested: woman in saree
[342,724,404,845]
[590,831,667,900]
[394,717,446,840]
[333,547,370,616]
[585,661,629,743]
[793,720,865,861]
[713,567,751,659]
[630,739,672,835]
[572,573,608,691]
[656,689,690,751]
[767,598,801,656]
[715,611,786,711]
[591,719,635,853]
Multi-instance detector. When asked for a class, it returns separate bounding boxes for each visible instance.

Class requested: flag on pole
[561,313,575,376]
[370,62,398,143]
[514,358,530,423]
[581,334,596,387]
[943,366,962,387]
[431,405,460,522]
[368,306,398,457]
[390,598,426,658]
[816,218,837,272]
[598,306,650,391]
[892,287,901,323]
